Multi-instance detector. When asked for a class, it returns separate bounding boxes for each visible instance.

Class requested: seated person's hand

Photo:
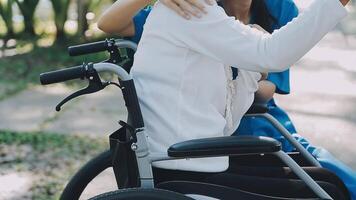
[249,24,269,34]
[161,0,215,19]
[260,72,268,81]
[254,80,276,104]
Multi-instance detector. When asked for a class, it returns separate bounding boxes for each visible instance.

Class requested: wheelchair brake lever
[55,64,110,112]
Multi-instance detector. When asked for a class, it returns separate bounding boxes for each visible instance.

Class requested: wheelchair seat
[153,166,349,200]
[157,181,318,200]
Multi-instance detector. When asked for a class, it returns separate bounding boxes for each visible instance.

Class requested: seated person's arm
[254,81,276,104]
[248,27,275,104]
[97,0,215,36]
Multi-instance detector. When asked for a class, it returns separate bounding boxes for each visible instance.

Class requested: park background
[0,0,356,199]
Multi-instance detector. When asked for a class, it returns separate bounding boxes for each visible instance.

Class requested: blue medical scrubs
[128,3,356,198]
[129,7,151,44]
[234,0,298,152]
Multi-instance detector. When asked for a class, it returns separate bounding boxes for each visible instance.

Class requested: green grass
[0,40,108,100]
[0,130,108,200]
[0,130,106,152]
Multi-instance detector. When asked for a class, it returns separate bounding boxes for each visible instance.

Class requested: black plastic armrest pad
[168,136,281,158]
[246,103,269,114]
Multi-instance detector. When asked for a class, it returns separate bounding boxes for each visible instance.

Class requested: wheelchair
[39,39,351,200]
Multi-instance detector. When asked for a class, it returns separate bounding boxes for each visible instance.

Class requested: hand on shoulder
[339,0,350,6]
[161,0,216,19]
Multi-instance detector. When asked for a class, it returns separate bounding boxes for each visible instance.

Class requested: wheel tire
[60,150,113,200]
[89,188,194,200]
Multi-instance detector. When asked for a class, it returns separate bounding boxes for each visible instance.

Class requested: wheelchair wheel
[60,150,113,200]
[89,188,194,200]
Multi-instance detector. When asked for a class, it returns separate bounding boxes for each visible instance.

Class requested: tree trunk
[54,16,67,43]
[77,0,90,39]
[14,0,39,36]
[56,29,66,43]
[50,0,71,44]
[5,21,14,38]
[0,0,15,38]
[23,14,36,36]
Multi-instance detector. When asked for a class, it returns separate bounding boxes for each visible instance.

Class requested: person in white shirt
[131,0,349,172]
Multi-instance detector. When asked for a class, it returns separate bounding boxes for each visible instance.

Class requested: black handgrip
[68,40,109,56]
[40,65,85,85]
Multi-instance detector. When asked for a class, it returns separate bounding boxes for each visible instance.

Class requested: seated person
[98,0,350,198]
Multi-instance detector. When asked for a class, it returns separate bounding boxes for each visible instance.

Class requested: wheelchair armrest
[246,103,269,114]
[168,136,281,158]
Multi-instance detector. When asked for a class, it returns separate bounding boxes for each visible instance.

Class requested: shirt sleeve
[161,0,347,73]
[129,7,152,44]
[266,0,299,94]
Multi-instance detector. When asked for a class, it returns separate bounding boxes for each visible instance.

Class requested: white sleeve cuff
[325,0,348,20]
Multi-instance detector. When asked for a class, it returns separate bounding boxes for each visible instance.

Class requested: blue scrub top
[129,7,151,44]
[235,0,299,152]
[129,1,299,152]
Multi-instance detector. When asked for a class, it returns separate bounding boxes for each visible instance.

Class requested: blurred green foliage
[0,40,108,99]
[0,0,14,37]
[0,0,115,41]
[0,129,106,155]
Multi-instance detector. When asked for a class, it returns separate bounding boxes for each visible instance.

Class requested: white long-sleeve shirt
[131,0,347,172]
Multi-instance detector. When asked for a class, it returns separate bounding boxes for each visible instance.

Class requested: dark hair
[250,0,276,33]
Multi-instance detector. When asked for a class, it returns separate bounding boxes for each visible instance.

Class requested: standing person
[98,0,351,198]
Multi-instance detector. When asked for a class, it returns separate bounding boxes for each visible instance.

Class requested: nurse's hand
[161,0,215,19]
[340,0,350,6]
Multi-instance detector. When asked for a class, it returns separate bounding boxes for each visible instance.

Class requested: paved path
[0,173,32,200]
[275,32,356,169]
[0,84,127,137]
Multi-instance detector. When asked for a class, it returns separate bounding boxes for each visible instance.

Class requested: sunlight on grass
[0,130,107,200]
[0,21,6,35]
[65,20,78,35]
[37,36,55,47]
[16,43,34,55]
[35,21,57,36]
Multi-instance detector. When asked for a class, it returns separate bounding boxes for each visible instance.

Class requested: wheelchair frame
[88,62,332,199]
[245,112,321,167]
[39,39,335,199]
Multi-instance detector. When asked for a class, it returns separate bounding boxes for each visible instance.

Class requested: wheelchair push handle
[40,65,85,85]
[68,39,138,57]
[40,63,132,86]
[68,40,110,56]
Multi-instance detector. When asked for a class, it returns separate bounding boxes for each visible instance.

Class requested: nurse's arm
[98,0,152,36]
[97,0,215,36]
[170,0,348,72]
